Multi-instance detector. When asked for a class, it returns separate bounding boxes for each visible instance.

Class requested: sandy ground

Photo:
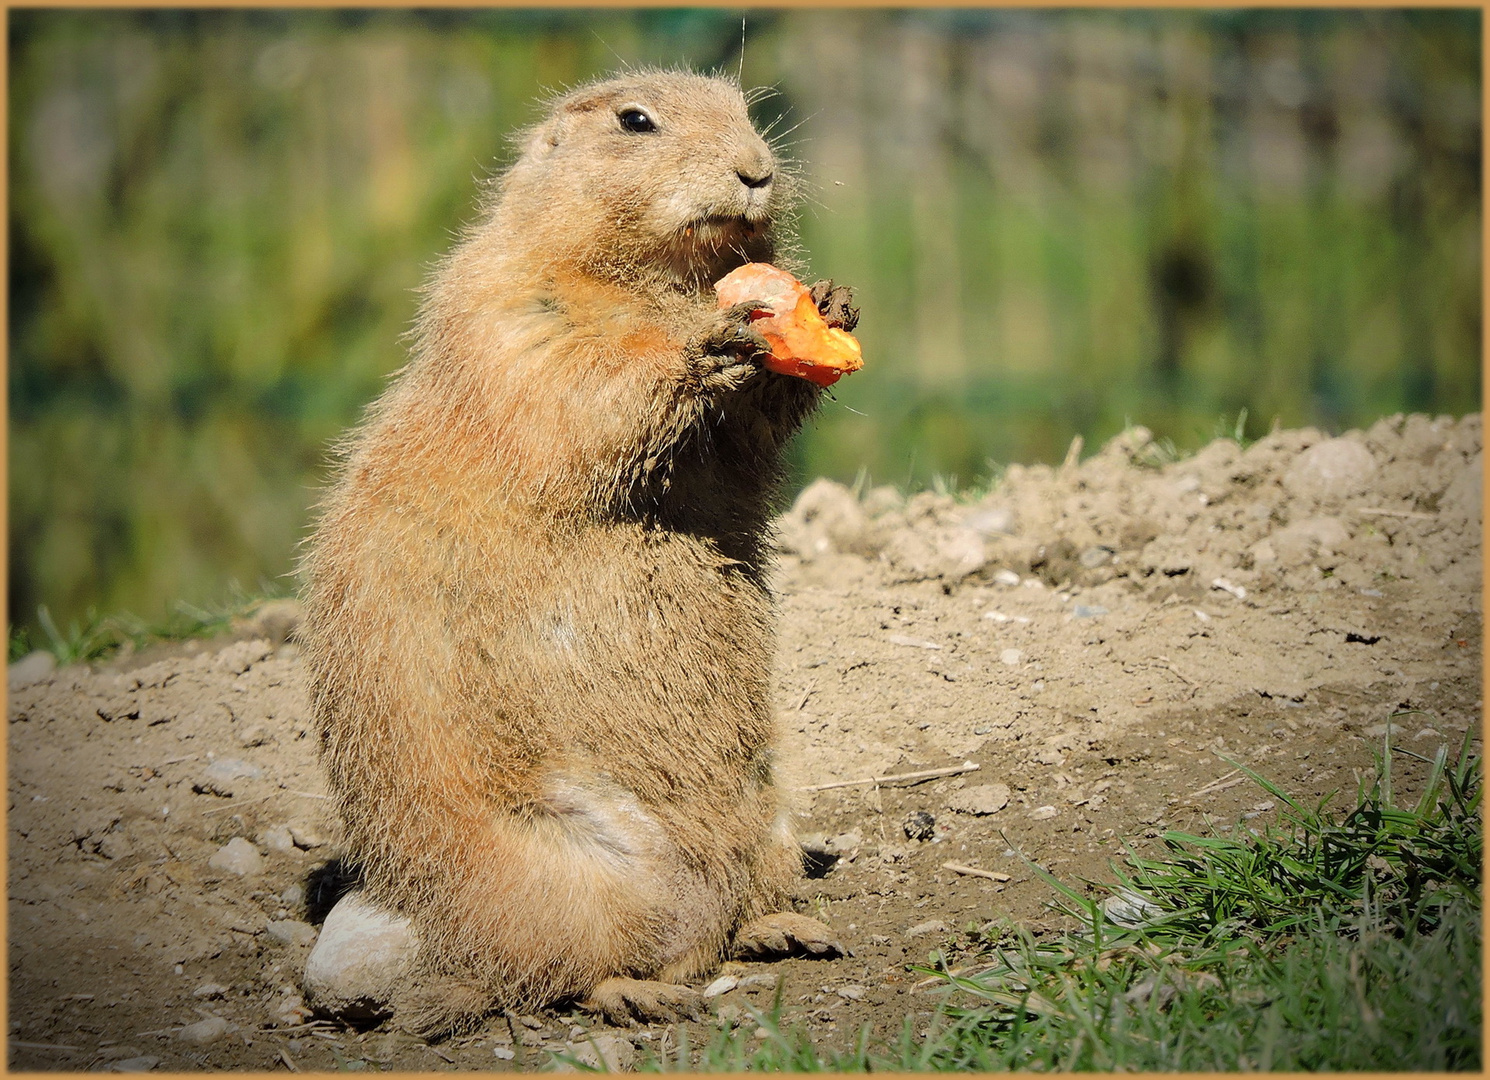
[8,413,1482,1071]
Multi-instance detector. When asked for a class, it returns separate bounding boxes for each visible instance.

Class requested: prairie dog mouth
[681,215,762,242]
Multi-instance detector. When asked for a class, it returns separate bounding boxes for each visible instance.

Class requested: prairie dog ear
[521,118,564,159]
[525,94,607,158]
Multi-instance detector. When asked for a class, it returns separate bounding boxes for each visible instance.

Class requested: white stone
[208,837,263,877]
[259,825,298,855]
[999,648,1023,667]
[179,1016,231,1044]
[266,919,318,947]
[107,1056,161,1073]
[288,825,328,850]
[301,893,418,1023]
[702,974,739,998]
[559,1033,636,1072]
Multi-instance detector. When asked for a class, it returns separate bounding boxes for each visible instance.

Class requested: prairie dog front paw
[685,301,772,393]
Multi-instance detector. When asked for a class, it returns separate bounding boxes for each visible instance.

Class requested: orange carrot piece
[714,263,863,387]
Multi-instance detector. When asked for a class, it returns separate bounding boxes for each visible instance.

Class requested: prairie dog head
[494,70,785,287]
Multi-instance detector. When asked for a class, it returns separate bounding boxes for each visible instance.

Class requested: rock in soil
[265,919,317,947]
[301,893,418,1023]
[207,837,264,877]
[178,1016,231,1044]
[557,1033,637,1072]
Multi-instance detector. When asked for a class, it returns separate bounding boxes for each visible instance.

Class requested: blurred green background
[8,8,1482,641]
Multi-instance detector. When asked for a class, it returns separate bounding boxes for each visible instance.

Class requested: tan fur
[299,70,824,1030]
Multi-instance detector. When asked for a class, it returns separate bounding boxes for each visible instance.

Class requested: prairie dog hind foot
[581,977,706,1026]
[731,912,845,960]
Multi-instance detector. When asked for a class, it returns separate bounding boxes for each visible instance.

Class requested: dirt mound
[8,414,1481,1071]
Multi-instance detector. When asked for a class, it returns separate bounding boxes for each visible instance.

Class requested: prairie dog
[300,69,853,1031]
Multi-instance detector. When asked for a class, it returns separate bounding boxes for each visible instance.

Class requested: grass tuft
[8,588,291,665]
[661,736,1481,1072]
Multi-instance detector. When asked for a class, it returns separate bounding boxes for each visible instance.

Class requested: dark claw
[809,280,860,332]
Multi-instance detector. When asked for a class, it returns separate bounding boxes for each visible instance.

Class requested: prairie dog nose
[737,164,773,189]
[735,144,775,190]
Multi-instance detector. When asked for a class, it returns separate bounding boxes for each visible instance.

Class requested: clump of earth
[9,413,1481,1071]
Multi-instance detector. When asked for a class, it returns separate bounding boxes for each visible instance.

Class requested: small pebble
[208,837,263,877]
[825,830,863,853]
[835,985,866,1001]
[702,974,739,998]
[999,648,1023,666]
[259,825,297,855]
[192,983,229,999]
[179,1017,231,1045]
[288,825,328,850]
[1030,805,1058,820]
[905,919,948,937]
[1211,577,1247,600]
[493,1047,516,1061]
[560,1033,636,1072]
[107,1056,161,1073]
[266,919,318,947]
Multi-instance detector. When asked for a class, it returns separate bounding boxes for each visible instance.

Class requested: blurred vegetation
[8,9,1481,638]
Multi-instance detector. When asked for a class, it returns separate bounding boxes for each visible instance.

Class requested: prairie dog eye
[617,107,658,134]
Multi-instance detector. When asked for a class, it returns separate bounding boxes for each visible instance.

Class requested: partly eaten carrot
[713,263,863,387]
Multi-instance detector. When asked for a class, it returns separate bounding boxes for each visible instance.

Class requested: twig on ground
[278,1048,301,1073]
[200,794,276,816]
[799,761,979,793]
[1357,507,1435,520]
[942,861,1012,882]
[10,1041,82,1051]
[200,788,329,816]
[1186,770,1244,800]
[257,1021,334,1035]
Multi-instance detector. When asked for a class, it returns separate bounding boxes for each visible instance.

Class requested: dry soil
[8,413,1482,1071]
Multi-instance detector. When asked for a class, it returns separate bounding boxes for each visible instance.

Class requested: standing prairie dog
[299,70,857,1032]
